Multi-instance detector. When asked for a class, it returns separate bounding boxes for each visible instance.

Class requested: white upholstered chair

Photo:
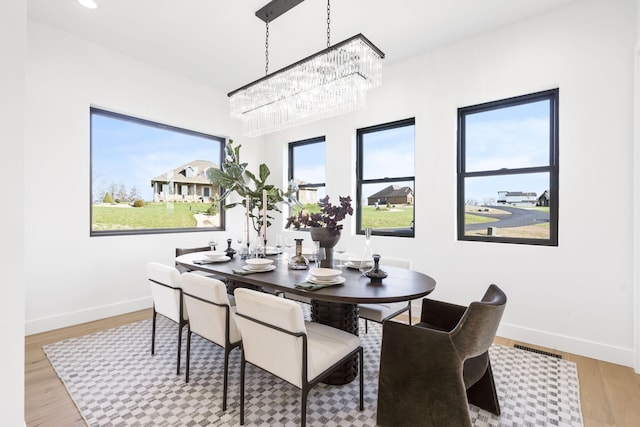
[358,256,413,333]
[181,273,241,411]
[234,288,364,427]
[147,262,189,375]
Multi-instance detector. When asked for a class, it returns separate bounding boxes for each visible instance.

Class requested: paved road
[465,206,549,231]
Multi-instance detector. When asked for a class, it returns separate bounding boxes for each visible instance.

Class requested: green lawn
[464,213,495,224]
[92,202,212,230]
[361,204,414,229]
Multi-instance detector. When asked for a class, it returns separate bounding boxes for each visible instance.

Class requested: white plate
[305,275,346,285]
[309,267,342,280]
[245,258,274,267]
[344,261,372,270]
[242,265,276,272]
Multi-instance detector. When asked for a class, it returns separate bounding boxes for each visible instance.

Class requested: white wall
[25,0,639,368]
[264,0,638,366]
[1,0,26,423]
[24,20,264,334]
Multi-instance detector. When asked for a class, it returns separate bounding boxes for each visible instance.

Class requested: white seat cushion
[305,321,361,382]
[359,302,409,322]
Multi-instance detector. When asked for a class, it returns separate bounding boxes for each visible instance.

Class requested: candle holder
[288,238,309,270]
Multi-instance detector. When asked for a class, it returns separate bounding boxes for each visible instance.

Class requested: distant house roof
[499,191,537,197]
[368,185,413,199]
[150,160,218,186]
[538,190,550,200]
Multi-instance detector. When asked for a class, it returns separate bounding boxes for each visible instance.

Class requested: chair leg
[365,319,369,334]
[240,352,246,425]
[301,388,309,427]
[408,304,412,326]
[151,308,157,355]
[222,347,231,411]
[359,347,364,411]
[176,320,185,376]
[466,358,501,415]
[185,328,192,383]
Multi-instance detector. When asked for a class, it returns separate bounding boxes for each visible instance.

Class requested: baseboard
[409,301,634,368]
[25,297,152,336]
[497,322,634,368]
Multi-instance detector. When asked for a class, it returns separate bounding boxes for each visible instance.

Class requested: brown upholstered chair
[377,284,507,427]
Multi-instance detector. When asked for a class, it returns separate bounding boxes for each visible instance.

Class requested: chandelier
[228,0,385,137]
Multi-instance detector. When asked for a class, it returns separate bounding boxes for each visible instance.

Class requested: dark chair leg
[365,319,369,334]
[176,321,184,375]
[359,347,364,410]
[185,328,192,383]
[466,358,501,415]
[151,308,157,355]
[240,352,246,425]
[223,347,230,411]
[408,304,412,325]
[301,388,309,427]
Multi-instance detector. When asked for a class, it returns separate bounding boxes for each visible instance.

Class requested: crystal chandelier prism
[228,1,384,137]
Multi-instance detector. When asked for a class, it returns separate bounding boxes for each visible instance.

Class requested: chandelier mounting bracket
[255,0,305,23]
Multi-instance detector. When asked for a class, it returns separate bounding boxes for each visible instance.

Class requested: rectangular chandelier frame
[228,33,385,137]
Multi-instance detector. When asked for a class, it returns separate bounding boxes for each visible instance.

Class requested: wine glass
[275,234,283,259]
[284,237,294,260]
[209,236,219,251]
[334,242,346,268]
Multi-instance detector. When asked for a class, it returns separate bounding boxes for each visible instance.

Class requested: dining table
[175,251,437,384]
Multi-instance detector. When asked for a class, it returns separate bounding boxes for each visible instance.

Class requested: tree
[103,192,114,204]
[128,185,140,202]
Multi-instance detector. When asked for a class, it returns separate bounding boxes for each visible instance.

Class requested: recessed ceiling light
[78,0,98,9]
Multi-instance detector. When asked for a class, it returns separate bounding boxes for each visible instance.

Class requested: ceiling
[27,0,578,95]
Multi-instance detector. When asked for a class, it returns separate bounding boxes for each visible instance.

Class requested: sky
[463,99,551,203]
[91,112,222,202]
[293,125,416,205]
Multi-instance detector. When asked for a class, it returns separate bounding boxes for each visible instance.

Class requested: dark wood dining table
[175,251,437,384]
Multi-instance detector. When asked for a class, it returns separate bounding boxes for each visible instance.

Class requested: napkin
[295,281,341,291]
[193,259,216,265]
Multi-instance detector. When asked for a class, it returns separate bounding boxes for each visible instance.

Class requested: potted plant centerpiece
[207,140,299,255]
[285,195,353,268]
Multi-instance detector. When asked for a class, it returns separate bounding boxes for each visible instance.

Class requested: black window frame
[90,107,226,237]
[457,88,559,246]
[287,136,326,226]
[356,118,416,238]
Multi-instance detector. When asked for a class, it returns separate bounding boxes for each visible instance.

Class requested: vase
[309,227,341,268]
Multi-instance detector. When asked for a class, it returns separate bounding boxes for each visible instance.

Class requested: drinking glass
[275,234,283,259]
[209,237,219,251]
[284,237,294,260]
[334,242,346,268]
[312,241,326,268]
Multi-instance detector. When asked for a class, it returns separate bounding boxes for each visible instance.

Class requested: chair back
[234,288,307,387]
[378,256,412,269]
[147,262,187,322]
[175,246,210,257]
[450,284,506,360]
[181,273,240,347]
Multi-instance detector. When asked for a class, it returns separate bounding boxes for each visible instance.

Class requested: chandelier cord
[327,0,331,47]
[265,19,270,75]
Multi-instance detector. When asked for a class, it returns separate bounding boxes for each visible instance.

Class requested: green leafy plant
[207,140,299,233]
[285,195,353,236]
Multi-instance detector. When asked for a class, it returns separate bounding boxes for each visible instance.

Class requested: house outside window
[90,107,225,236]
[288,137,326,221]
[356,118,415,237]
[457,89,559,246]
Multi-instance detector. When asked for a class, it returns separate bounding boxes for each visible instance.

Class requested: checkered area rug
[43,312,583,426]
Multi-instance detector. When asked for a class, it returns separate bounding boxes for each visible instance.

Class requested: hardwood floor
[25,310,640,426]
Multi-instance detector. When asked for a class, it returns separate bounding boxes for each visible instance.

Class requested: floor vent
[514,344,562,359]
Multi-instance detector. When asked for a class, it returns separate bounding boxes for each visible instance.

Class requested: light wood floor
[25,309,640,427]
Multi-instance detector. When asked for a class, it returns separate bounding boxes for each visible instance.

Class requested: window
[90,107,225,236]
[457,89,559,245]
[356,118,415,237]
[288,137,326,220]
